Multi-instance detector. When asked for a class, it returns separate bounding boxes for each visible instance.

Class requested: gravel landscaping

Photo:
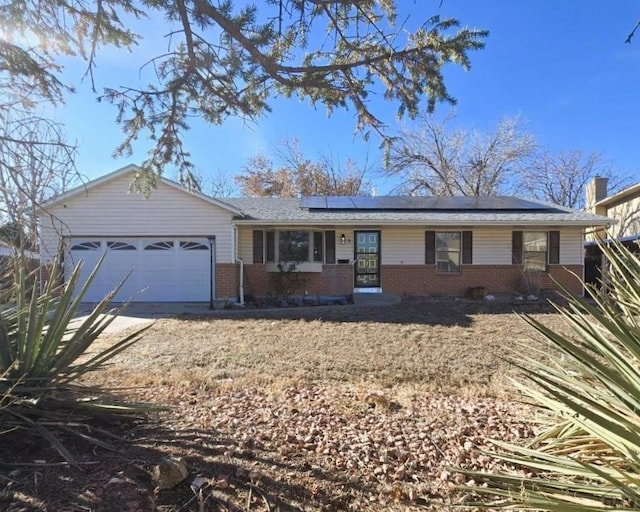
[1,297,566,511]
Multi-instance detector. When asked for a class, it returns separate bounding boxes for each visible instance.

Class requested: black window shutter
[252,230,264,263]
[425,231,436,264]
[325,231,336,264]
[266,231,275,262]
[512,231,523,264]
[313,232,324,262]
[462,231,473,264]
[549,230,560,264]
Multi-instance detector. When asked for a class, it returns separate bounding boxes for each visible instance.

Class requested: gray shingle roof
[223,197,613,227]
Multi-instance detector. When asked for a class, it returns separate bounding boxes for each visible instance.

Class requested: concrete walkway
[72,296,403,334]
[72,302,214,334]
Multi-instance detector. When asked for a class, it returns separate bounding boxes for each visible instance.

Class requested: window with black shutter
[325,231,336,264]
[425,231,436,264]
[548,231,560,264]
[462,231,473,265]
[252,230,264,263]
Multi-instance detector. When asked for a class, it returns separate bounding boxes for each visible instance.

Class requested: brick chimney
[585,176,608,213]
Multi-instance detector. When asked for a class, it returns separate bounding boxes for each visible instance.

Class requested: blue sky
[50,1,640,193]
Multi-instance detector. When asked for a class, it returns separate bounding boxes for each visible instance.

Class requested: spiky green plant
[456,241,640,510]
[0,255,163,466]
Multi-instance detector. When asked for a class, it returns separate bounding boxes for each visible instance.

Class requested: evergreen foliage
[0,1,487,189]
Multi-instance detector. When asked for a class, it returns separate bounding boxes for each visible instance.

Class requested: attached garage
[39,165,243,303]
[65,238,213,302]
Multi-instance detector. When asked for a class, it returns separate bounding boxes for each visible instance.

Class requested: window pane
[266,232,275,262]
[524,252,547,272]
[523,231,547,271]
[436,251,460,273]
[279,231,309,262]
[523,232,547,251]
[436,232,461,250]
[436,232,461,273]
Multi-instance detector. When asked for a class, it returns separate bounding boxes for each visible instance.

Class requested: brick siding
[241,263,583,298]
[381,264,583,296]
[216,263,240,299]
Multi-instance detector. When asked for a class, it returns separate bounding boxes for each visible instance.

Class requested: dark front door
[354,231,380,288]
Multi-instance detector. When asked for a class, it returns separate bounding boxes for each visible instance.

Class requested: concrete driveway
[72,302,214,334]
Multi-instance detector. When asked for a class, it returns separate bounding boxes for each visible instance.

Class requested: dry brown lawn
[2,298,568,511]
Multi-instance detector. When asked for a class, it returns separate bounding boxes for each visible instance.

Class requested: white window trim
[523,231,548,272]
[435,231,462,274]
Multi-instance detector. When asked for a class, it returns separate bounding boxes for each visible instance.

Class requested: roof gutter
[231,218,615,228]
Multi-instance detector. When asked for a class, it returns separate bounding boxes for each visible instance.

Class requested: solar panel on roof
[300,197,327,209]
[351,196,381,209]
[327,196,356,209]
[300,195,560,211]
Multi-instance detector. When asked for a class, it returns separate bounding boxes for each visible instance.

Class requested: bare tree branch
[384,112,535,196]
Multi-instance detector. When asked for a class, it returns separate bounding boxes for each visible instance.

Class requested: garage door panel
[67,237,212,302]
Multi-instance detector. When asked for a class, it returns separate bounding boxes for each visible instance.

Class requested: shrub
[456,241,640,509]
[0,256,162,466]
[269,261,307,301]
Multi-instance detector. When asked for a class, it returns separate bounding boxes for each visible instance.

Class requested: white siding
[335,229,354,262]
[236,225,586,267]
[39,172,236,263]
[237,227,254,263]
[558,228,584,265]
[474,227,584,265]
[380,227,424,264]
[473,228,514,265]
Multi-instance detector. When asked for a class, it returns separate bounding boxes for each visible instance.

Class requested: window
[266,231,275,262]
[145,241,174,251]
[279,230,310,262]
[258,230,334,264]
[513,231,560,271]
[179,241,208,250]
[435,232,461,273]
[70,241,101,251]
[523,231,547,272]
[426,231,472,268]
[107,241,137,251]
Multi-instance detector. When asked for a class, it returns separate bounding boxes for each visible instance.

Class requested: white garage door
[65,238,212,302]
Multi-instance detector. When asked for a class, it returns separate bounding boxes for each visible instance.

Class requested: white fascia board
[231,218,615,227]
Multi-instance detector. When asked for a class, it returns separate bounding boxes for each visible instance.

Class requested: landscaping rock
[151,457,188,490]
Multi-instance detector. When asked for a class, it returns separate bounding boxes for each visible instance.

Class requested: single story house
[38,165,612,303]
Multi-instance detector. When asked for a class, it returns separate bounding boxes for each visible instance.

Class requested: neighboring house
[38,165,612,303]
[584,176,640,285]
[585,176,640,244]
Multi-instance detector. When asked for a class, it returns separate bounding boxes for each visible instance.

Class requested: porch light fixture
[207,235,216,310]
[341,233,346,245]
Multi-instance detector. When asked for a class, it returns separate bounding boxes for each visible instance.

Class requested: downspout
[233,225,245,305]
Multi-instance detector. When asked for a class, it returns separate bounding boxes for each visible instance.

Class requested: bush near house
[268,261,307,303]
[0,256,162,466]
[457,241,640,510]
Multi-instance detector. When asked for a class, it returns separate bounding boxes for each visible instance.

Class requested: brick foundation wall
[243,264,353,297]
[240,264,584,298]
[216,263,240,300]
[381,264,583,296]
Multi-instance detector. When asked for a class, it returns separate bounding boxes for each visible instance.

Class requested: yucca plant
[456,240,640,510]
[0,255,163,466]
